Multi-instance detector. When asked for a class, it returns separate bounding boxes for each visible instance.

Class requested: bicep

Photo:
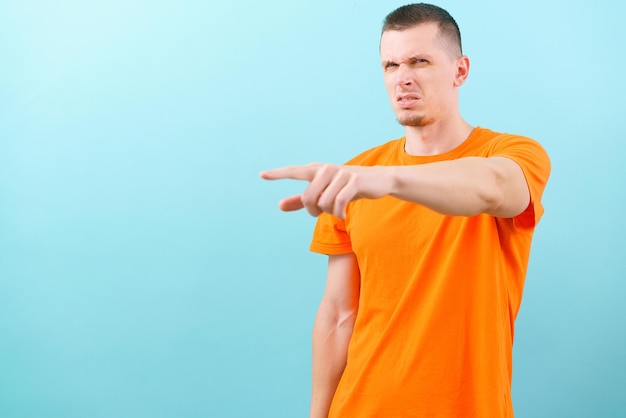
[319,253,360,322]
[487,156,531,218]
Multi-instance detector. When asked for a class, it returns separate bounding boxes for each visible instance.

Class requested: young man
[261,3,550,417]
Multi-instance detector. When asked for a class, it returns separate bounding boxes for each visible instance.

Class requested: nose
[395,64,413,87]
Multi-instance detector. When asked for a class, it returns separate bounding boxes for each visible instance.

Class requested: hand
[260,163,392,218]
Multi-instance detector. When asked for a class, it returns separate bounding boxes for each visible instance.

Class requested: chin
[394,107,431,126]
[397,114,430,127]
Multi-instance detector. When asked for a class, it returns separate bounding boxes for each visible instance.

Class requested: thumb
[278,195,305,212]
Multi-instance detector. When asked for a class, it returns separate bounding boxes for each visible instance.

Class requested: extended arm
[310,253,360,418]
[389,156,529,217]
[261,156,530,219]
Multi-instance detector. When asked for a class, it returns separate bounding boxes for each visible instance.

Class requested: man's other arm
[310,252,360,418]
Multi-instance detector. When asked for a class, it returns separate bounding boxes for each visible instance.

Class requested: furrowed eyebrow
[382,54,433,67]
[407,54,433,63]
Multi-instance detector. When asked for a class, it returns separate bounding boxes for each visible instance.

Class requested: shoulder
[344,138,403,166]
[471,127,549,160]
[480,127,551,196]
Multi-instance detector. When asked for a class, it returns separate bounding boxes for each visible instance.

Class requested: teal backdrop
[1,0,624,417]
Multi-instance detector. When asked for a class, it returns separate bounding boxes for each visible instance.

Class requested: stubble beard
[397,112,432,127]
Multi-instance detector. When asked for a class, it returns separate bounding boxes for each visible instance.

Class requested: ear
[454,56,470,87]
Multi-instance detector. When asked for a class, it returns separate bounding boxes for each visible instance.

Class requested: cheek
[428,75,453,94]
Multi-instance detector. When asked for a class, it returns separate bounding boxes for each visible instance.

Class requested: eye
[384,62,398,71]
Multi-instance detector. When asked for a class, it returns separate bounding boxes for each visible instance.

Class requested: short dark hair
[382,3,462,57]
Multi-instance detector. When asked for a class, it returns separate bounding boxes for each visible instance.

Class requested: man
[261,3,550,417]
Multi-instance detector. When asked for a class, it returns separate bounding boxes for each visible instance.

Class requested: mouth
[396,94,421,108]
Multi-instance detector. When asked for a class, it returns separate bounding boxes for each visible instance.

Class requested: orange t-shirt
[310,127,551,418]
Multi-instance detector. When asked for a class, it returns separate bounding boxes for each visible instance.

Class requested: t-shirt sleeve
[491,134,551,230]
[310,212,353,255]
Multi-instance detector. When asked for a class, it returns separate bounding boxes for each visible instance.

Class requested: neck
[404,117,474,156]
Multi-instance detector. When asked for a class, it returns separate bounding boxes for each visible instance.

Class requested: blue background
[1,0,624,417]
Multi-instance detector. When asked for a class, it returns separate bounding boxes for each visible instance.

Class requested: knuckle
[317,163,332,176]
[301,192,316,207]
[317,196,332,213]
[316,193,329,208]
[335,195,349,212]
[306,207,321,217]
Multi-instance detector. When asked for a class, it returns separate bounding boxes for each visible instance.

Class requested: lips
[396,94,421,108]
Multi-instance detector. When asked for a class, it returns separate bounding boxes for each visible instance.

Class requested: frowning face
[380,23,469,127]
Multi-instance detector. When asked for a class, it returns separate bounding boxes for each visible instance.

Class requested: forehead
[380,23,445,60]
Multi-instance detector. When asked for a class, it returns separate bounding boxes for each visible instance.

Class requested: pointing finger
[260,164,320,181]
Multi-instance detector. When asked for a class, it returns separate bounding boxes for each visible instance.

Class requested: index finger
[259,163,320,181]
